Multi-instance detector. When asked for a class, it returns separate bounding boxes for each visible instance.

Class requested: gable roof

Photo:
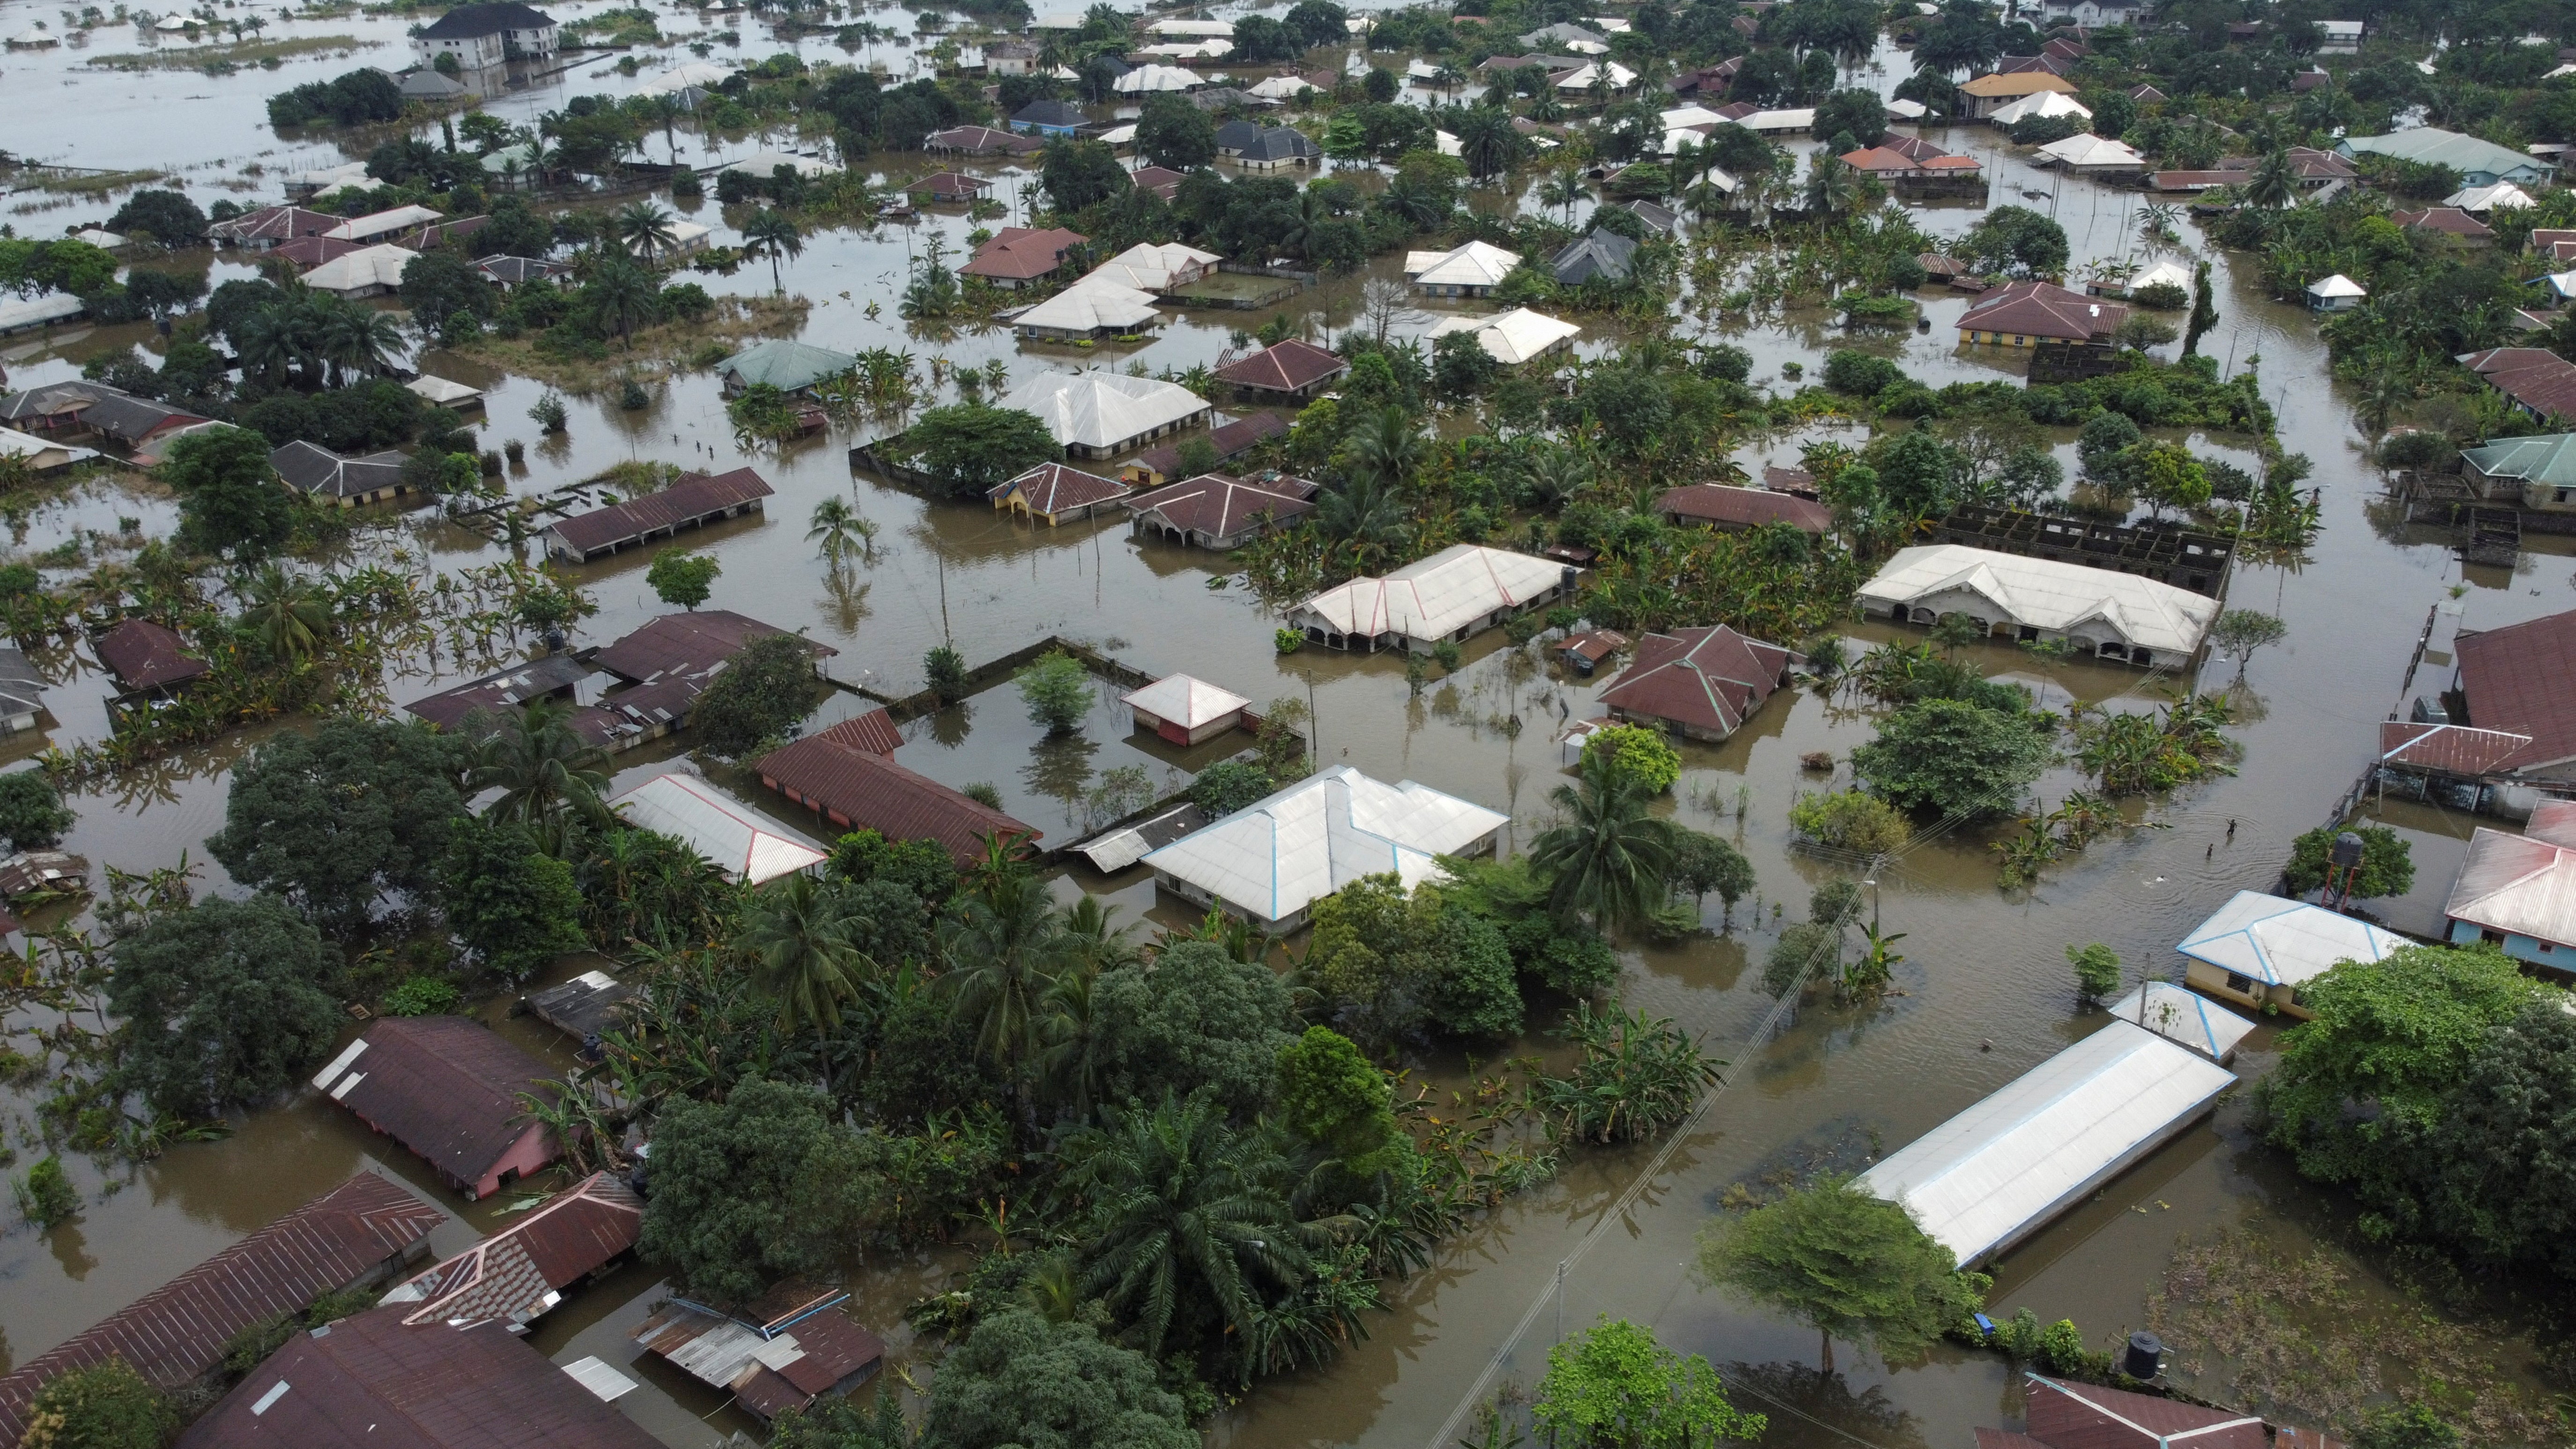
[2176,890,2406,988]
[0,645,43,721]
[1597,624,1799,736]
[1127,471,1314,535]
[592,607,830,685]
[1422,307,1583,365]
[310,1016,559,1185]
[1858,544,2219,654]
[1084,240,1221,291]
[1213,339,1346,393]
[2036,133,2147,168]
[2021,1375,2270,1449]
[959,225,1086,280]
[383,1173,641,1329]
[416,1,557,37]
[1655,483,1831,532]
[2455,606,2576,771]
[1961,70,2078,96]
[1960,279,2126,341]
[2448,825,2576,945]
[96,618,209,690]
[404,652,593,732]
[1132,412,1287,480]
[1294,543,1565,640]
[301,242,421,292]
[2342,126,2543,177]
[999,370,1208,450]
[1012,98,1089,126]
[208,204,341,244]
[755,733,1037,865]
[178,1307,660,1449]
[991,460,1127,514]
[1550,229,1638,284]
[1121,673,1251,729]
[1139,765,1510,925]
[547,466,775,555]
[2459,347,2576,416]
[925,124,1042,154]
[717,340,857,392]
[607,771,827,884]
[271,439,409,500]
[2391,206,2496,238]
[1405,239,1522,287]
[1010,278,1163,334]
[0,1175,444,1444]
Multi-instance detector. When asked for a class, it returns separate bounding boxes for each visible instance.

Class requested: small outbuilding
[95,619,209,694]
[2305,273,2368,311]
[988,460,1129,524]
[714,340,858,396]
[2176,890,2406,1020]
[1122,673,1254,744]
[310,1016,563,1199]
[631,1286,885,1423]
[1556,629,1628,675]
[607,771,829,885]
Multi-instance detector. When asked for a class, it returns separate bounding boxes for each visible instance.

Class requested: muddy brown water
[2,14,2570,1447]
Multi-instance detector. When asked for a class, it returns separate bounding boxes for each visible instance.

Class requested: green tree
[579,259,663,346]
[1092,940,1296,1119]
[206,719,467,935]
[2067,942,2121,1003]
[16,1359,176,1449]
[166,425,296,558]
[613,199,680,264]
[1851,699,2049,820]
[740,873,866,1032]
[1579,723,1681,793]
[920,1309,1197,1449]
[105,187,209,249]
[807,495,877,571]
[1276,1025,1408,1183]
[1532,1316,1767,1449]
[399,250,497,334]
[2352,1404,2461,1449]
[907,404,1060,498]
[0,771,75,853]
[2282,823,2413,897]
[1532,749,1680,933]
[106,896,344,1118]
[467,695,610,827]
[1695,1177,1987,1373]
[1787,790,1911,855]
[646,549,720,610]
[1666,829,1755,923]
[2415,999,2576,1277]
[938,871,1071,1070]
[239,562,335,665]
[690,632,821,757]
[1453,103,1521,181]
[2181,260,2219,357]
[1038,138,1131,212]
[1014,648,1095,735]
[924,643,969,702]
[2210,609,2287,679]
[638,1077,863,1304]
[439,817,585,981]
[1136,93,1217,169]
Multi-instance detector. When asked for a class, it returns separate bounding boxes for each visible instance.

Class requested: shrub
[1013,649,1095,736]
[14,1154,77,1227]
[2066,943,2121,1003]
[1190,760,1276,817]
[385,976,462,1016]
[1788,790,1911,854]
[15,1360,174,1449]
[1580,723,1682,793]
[2282,823,2413,897]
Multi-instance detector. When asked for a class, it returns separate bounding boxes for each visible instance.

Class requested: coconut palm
[240,563,333,665]
[741,209,805,291]
[936,871,1069,1069]
[1314,474,1406,571]
[1803,152,1858,217]
[807,496,877,571]
[2242,148,2301,210]
[738,873,866,1032]
[469,694,612,827]
[614,200,679,264]
[2359,367,2414,437]
[1531,749,1680,933]
[1522,444,1595,508]
[1064,1091,1314,1357]
[1538,165,1591,223]
[1336,403,1429,493]
[315,296,402,385]
[1453,103,1519,182]
[583,259,661,347]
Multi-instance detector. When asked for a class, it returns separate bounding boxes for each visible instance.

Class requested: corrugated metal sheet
[2024,1374,2267,1449]
[1295,544,1565,642]
[2175,890,2406,988]
[384,1173,641,1328]
[312,1017,558,1189]
[2444,826,2576,944]
[1855,1022,2236,1266]
[607,771,826,885]
[2103,983,2254,1064]
[1121,673,1251,731]
[1858,544,2218,656]
[1139,766,1507,926]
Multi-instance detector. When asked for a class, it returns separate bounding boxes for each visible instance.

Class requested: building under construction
[1927,505,2235,598]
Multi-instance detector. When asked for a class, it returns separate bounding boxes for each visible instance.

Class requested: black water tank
[1560,564,1579,593]
[2122,1331,2164,1379]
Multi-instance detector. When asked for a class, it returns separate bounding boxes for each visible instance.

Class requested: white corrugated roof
[1990,90,2092,125]
[1139,765,1508,926]
[1293,542,1564,640]
[2038,133,2147,168]
[300,243,420,293]
[1406,239,1521,287]
[1858,544,2219,656]
[2104,982,2256,1064]
[1086,240,1223,291]
[1011,278,1162,333]
[1147,17,1233,35]
[406,374,483,405]
[562,1357,639,1402]
[1855,1021,2236,1265]
[1249,73,1319,98]
[2307,272,2369,297]
[636,61,732,95]
[1423,307,1583,366]
[2177,891,2406,988]
[711,150,843,177]
[1122,673,1251,729]
[0,426,96,466]
[1553,60,1635,89]
[1661,104,1729,129]
[999,370,1208,450]
[0,294,85,331]
[2125,258,2192,293]
[324,204,443,241]
[1114,63,1200,92]
[2447,181,2537,211]
[608,771,827,885]
[1740,107,1816,131]
[2444,826,2576,945]
[1139,37,1229,57]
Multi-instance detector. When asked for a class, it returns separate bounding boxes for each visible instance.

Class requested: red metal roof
[547,467,774,556]
[2379,720,2535,777]
[271,234,364,266]
[391,1173,641,1328]
[2457,606,2576,771]
[0,1174,446,1443]
[1131,411,1287,480]
[815,707,903,755]
[1597,625,1799,737]
[990,460,1128,514]
[1128,472,1315,539]
[1656,483,1833,532]
[96,618,209,691]
[2391,206,2495,238]
[1960,280,2127,342]
[179,1306,663,1449]
[317,1016,560,1189]
[2021,1375,2266,1449]
[590,609,834,685]
[758,735,1036,864]
[2459,347,2576,419]
[925,124,1042,155]
[958,224,1084,280]
[1214,339,1348,394]
[1128,165,1187,200]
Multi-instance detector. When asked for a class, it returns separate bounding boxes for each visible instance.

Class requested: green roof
[716,339,858,392]
[2463,432,2576,487]
[2339,127,2542,178]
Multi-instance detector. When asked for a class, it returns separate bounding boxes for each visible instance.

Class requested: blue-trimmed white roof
[2105,982,2255,1064]
[2176,890,2405,988]
[1138,765,1508,926]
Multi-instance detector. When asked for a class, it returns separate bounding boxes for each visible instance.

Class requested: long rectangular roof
[1960,280,2126,342]
[311,1016,559,1186]
[2458,347,2576,417]
[592,607,830,684]
[2455,606,2576,772]
[1858,544,2219,655]
[1294,543,1566,641]
[1856,1021,2235,1266]
[1139,765,1508,926]
[404,653,594,732]
[1423,308,1582,365]
[607,770,827,884]
[0,1174,445,1443]
[756,732,1037,865]
[2176,890,2405,989]
[999,371,1208,450]
[1404,239,1521,287]
[1083,240,1221,291]
[548,466,775,555]
[1127,471,1313,536]
[2342,126,2543,177]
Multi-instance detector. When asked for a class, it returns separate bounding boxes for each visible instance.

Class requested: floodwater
[1,8,2569,1447]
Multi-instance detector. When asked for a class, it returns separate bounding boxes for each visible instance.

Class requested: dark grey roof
[415,1,555,37]
[1214,118,1263,149]
[1012,98,1088,127]
[1551,229,1637,284]
[271,439,409,499]
[400,69,468,97]
[1239,127,1319,161]
[473,254,566,283]
[0,648,42,720]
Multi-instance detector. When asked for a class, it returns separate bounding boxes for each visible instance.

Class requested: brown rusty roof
[958,224,1083,278]
[757,735,1036,865]
[96,618,210,691]
[1656,483,1833,532]
[1559,629,1628,664]
[2458,606,2576,771]
[0,1174,446,1443]
[2021,1375,2266,1449]
[820,707,904,755]
[991,461,1129,514]
[631,1292,884,1423]
[390,1173,641,1328]
[548,467,774,556]
[179,1305,663,1449]
[1960,280,2127,342]
[404,653,594,731]
[591,609,834,685]
[2459,347,2576,418]
[1131,411,1288,480]
[1598,625,1799,737]
[315,1017,560,1188]
[1214,339,1348,394]
[2379,719,2535,777]
[1128,472,1315,538]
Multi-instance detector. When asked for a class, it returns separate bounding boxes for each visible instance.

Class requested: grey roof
[2339,127,2546,178]
[1229,125,1320,162]
[271,439,409,499]
[415,1,555,37]
[1550,229,1637,284]
[1520,21,1609,47]
[1012,98,1089,127]
[0,647,42,720]
[400,69,468,97]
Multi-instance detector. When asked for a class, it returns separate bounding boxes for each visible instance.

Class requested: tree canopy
[1695,1177,1987,1373]
[1091,940,1296,1119]
[107,896,344,1118]
[638,1077,864,1305]
[907,405,1060,498]
[207,719,467,935]
[920,1309,1198,1449]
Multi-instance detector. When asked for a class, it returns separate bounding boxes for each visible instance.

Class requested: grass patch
[10,168,168,195]
[88,34,371,70]
[448,293,810,393]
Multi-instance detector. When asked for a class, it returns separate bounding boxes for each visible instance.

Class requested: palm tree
[1065,1092,1313,1357]
[1336,404,1428,493]
[2243,148,2301,210]
[315,297,401,385]
[1803,153,1858,217]
[584,260,660,347]
[807,496,877,571]
[1538,165,1591,223]
[1453,104,1518,182]
[739,873,866,1032]
[240,563,333,664]
[741,209,805,291]
[2138,202,2181,246]
[1314,474,1406,571]
[469,694,611,827]
[936,871,1068,1070]
[232,309,297,388]
[1530,749,1680,933]
[1059,894,1139,975]
[1522,444,1595,508]
[614,200,679,264]
[2359,368,2414,437]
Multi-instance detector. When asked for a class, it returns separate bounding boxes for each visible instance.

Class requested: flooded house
[380,1172,643,1330]
[1421,308,1583,367]
[1125,470,1315,548]
[1121,413,1289,487]
[755,710,1040,866]
[95,618,211,695]
[1593,625,1802,743]
[403,653,594,735]
[1212,339,1347,404]
[605,770,829,885]
[713,341,858,398]
[1856,544,2221,666]
[309,1016,564,1199]
[0,645,45,732]
[1404,240,1521,298]
[1139,766,1509,931]
[987,461,1130,525]
[408,0,560,70]
[957,225,1086,289]
[1121,673,1255,745]
[2443,800,2576,972]
[542,466,776,563]
[1653,483,1833,535]
[2175,890,2406,1020]
[999,372,1211,460]
[581,609,836,746]
[632,1285,884,1423]
[0,1173,445,1442]
[1290,543,1574,652]
[270,439,415,507]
